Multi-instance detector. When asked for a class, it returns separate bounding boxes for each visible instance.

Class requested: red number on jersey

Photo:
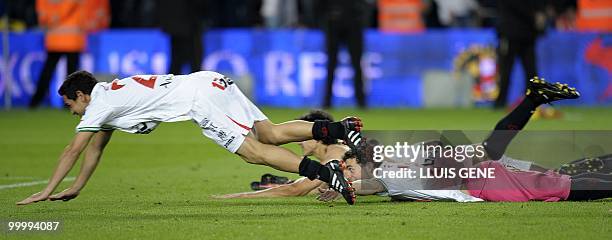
[212,77,227,90]
[110,76,158,91]
[132,76,157,89]
[110,79,125,90]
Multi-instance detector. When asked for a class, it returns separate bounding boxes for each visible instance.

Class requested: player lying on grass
[319,78,612,202]
[215,110,349,199]
[223,144,612,201]
[17,70,362,205]
[220,78,612,200]
[324,143,612,202]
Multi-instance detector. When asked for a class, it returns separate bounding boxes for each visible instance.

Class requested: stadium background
[1,0,610,109]
[1,0,611,239]
[1,30,611,108]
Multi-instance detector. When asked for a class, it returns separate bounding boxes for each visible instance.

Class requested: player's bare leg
[236,136,301,172]
[235,136,356,204]
[253,120,313,145]
[253,117,363,146]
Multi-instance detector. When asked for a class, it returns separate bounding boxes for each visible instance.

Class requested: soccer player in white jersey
[215,110,349,199]
[16,70,363,205]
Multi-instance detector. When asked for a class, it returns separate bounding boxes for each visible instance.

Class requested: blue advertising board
[0,29,609,108]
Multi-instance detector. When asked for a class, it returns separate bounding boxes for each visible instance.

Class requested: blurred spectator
[576,0,611,32]
[364,0,378,28]
[155,0,205,74]
[434,0,480,28]
[30,0,109,108]
[551,0,577,30]
[494,0,547,108]
[423,0,443,28]
[261,0,298,28]
[319,0,367,108]
[378,0,424,32]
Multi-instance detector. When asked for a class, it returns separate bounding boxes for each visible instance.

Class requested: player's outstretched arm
[50,130,113,202]
[213,177,324,199]
[317,178,385,202]
[352,178,386,195]
[17,131,97,205]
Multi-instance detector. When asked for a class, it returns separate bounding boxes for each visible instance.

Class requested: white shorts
[187,71,268,153]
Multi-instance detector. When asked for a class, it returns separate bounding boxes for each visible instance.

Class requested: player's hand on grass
[16,192,49,205]
[316,187,341,202]
[49,188,80,202]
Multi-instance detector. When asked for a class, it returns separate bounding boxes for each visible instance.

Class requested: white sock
[499,155,533,170]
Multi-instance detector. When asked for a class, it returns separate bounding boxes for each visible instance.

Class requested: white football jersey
[76,73,198,134]
[377,161,483,202]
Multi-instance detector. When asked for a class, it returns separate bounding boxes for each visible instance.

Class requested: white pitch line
[0,176,38,180]
[0,177,75,190]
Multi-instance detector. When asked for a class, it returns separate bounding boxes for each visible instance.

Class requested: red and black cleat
[341,116,363,132]
[325,160,356,205]
[340,117,365,163]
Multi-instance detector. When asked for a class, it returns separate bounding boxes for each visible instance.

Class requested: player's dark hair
[297,109,335,122]
[297,109,337,145]
[58,70,98,100]
[342,150,358,163]
[342,138,381,166]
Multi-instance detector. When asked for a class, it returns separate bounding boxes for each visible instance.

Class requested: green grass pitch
[1,107,611,239]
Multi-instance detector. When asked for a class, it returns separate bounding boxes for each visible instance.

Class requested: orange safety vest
[36,0,109,52]
[576,0,612,31]
[83,0,110,32]
[378,0,425,33]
